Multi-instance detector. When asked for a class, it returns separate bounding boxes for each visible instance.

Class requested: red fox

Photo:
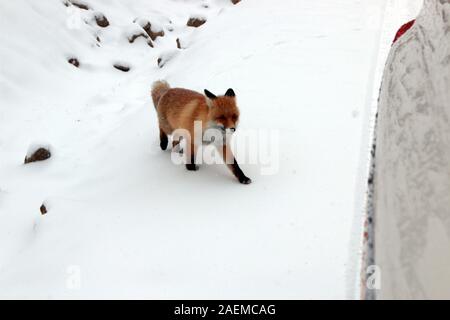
[151,80,251,184]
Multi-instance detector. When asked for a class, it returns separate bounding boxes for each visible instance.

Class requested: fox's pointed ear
[204,89,217,99]
[225,88,235,97]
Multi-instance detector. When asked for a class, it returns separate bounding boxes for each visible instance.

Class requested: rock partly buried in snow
[128,32,153,47]
[68,0,90,10]
[95,13,109,28]
[40,204,48,215]
[139,20,165,41]
[157,51,177,68]
[126,25,154,47]
[24,145,52,164]
[68,57,80,68]
[187,17,206,28]
[231,0,241,4]
[145,24,164,41]
[176,38,186,49]
[113,63,130,72]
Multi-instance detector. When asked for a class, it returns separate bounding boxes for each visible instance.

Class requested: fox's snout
[212,118,238,132]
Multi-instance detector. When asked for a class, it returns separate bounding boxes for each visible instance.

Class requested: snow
[0,0,422,299]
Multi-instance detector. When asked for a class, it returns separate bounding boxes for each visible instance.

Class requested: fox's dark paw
[186,164,199,171]
[239,176,252,184]
[160,140,168,150]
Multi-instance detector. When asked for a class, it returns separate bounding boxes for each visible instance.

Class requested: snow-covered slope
[0,0,420,299]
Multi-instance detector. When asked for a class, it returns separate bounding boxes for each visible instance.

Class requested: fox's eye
[232,114,238,121]
[216,116,226,121]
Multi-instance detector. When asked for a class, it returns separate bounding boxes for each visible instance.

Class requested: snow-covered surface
[374,0,450,299]
[0,0,420,299]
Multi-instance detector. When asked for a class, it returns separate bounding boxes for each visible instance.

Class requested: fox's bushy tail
[151,80,170,109]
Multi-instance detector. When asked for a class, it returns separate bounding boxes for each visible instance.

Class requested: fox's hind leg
[159,127,168,150]
[185,139,199,171]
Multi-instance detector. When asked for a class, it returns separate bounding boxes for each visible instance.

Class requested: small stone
[157,51,177,68]
[68,58,80,68]
[176,38,181,49]
[113,64,130,72]
[70,0,89,10]
[95,13,109,28]
[128,31,153,47]
[24,148,51,164]
[40,204,48,215]
[142,22,164,41]
[231,0,241,4]
[187,17,206,28]
[128,32,146,43]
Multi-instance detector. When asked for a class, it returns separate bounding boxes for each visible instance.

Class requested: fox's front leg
[221,144,251,184]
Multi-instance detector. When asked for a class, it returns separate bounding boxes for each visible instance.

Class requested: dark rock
[68,58,80,68]
[128,32,153,47]
[24,148,51,164]
[231,0,241,4]
[70,0,90,10]
[128,32,147,43]
[113,64,130,72]
[176,38,181,49]
[95,13,109,28]
[40,204,48,215]
[157,51,177,68]
[187,17,206,28]
[142,22,165,41]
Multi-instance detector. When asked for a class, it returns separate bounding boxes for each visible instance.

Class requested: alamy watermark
[169,121,279,175]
